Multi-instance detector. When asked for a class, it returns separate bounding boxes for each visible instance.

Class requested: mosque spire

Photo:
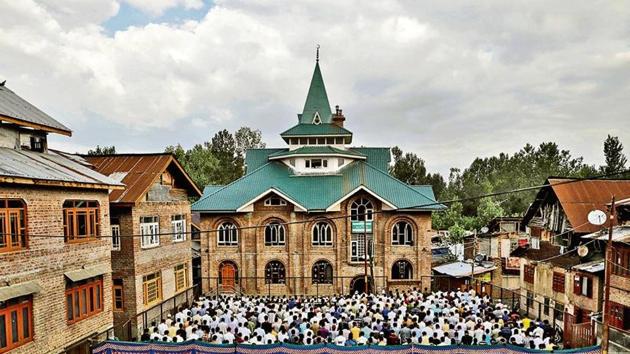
[299,45,332,124]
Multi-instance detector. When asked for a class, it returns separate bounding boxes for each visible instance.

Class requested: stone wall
[0,185,113,354]
[199,192,433,296]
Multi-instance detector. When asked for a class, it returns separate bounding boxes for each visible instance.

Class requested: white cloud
[0,0,629,176]
[124,0,204,16]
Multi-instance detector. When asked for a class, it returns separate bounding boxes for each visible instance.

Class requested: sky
[1,0,629,177]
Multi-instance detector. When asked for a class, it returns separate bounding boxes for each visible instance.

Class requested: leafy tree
[165,127,266,188]
[235,127,266,158]
[389,146,446,198]
[165,143,218,189]
[600,135,627,175]
[87,145,116,155]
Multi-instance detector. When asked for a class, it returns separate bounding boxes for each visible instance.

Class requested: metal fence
[119,284,201,341]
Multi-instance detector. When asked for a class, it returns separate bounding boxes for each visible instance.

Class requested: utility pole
[471,229,478,292]
[363,219,369,294]
[602,195,615,354]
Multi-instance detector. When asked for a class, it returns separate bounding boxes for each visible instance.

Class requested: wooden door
[221,264,236,288]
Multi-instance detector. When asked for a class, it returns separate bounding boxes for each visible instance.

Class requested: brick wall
[199,192,433,296]
[0,185,113,354]
[110,200,193,338]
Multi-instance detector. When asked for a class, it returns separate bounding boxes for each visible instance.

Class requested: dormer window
[313,112,322,125]
[264,197,287,206]
[305,159,327,169]
[29,136,45,152]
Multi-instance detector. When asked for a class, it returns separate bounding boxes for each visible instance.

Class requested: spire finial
[316,44,320,63]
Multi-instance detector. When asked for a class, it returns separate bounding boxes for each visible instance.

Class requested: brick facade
[0,185,113,354]
[199,191,433,296]
[110,200,193,339]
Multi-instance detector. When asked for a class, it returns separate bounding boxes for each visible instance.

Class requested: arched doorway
[218,261,238,289]
[350,275,373,294]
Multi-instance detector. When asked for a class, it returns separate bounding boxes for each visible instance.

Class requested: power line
[16,168,630,239]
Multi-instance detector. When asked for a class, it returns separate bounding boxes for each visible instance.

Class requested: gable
[192,160,444,213]
[85,154,201,204]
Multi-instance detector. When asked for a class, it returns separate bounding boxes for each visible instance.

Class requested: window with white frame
[305,159,328,169]
[392,221,413,245]
[264,197,287,206]
[264,222,286,246]
[140,216,159,248]
[312,221,333,246]
[217,222,238,246]
[171,214,186,242]
[350,234,373,262]
[351,198,373,221]
[111,225,121,250]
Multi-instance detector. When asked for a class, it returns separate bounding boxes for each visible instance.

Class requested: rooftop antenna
[316,44,320,63]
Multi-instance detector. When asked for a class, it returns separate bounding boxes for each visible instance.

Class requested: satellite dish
[587,209,607,226]
[577,245,589,257]
[481,227,489,234]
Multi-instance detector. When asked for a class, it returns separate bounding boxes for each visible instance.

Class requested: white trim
[268,153,366,161]
[312,112,322,125]
[236,188,307,212]
[325,185,397,212]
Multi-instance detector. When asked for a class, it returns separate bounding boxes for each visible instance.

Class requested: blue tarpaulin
[93,341,601,354]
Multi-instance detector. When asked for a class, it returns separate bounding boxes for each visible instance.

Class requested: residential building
[522,178,630,247]
[0,84,123,353]
[192,59,444,296]
[84,153,201,340]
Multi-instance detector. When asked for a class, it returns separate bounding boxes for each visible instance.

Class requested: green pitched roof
[268,146,365,160]
[203,185,225,195]
[410,185,437,202]
[245,148,286,173]
[348,147,391,172]
[280,123,352,137]
[299,62,332,124]
[193,160,444,213]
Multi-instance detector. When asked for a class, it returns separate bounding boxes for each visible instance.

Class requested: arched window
[265,261,285,284]
[264,222,286,246]
[392,260,413,279]
[312,222,333,246]
[392,221,413,245]
[217,222,238,246]
[351,198,373,221]
[312,260,333,284]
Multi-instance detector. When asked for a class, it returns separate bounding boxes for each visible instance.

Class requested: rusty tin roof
[84,153,201,204]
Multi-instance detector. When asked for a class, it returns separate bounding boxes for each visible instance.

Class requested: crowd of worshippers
[139,289,560,350]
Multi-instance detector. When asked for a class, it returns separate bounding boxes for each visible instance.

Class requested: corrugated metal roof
[193,160,444,212]
[0,147,123,188]
[548,178,630,233]
[0,85,71,135]
[432,261,496,278]
[85,153,201,204]
[583,225,630,242]
[268,146,366,159]
[572,259,605,273]
[244,147,391,174]
[245,148,287,173]
[280,123,352,137]
[349,147,391,172]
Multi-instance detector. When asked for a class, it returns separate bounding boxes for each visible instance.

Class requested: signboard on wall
[351,221,373,233]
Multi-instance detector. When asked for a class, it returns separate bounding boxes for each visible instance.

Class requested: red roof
[548,178,630,233]
[84,153,201,204]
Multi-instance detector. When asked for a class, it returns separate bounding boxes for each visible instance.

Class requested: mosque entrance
[350,275,373,294]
